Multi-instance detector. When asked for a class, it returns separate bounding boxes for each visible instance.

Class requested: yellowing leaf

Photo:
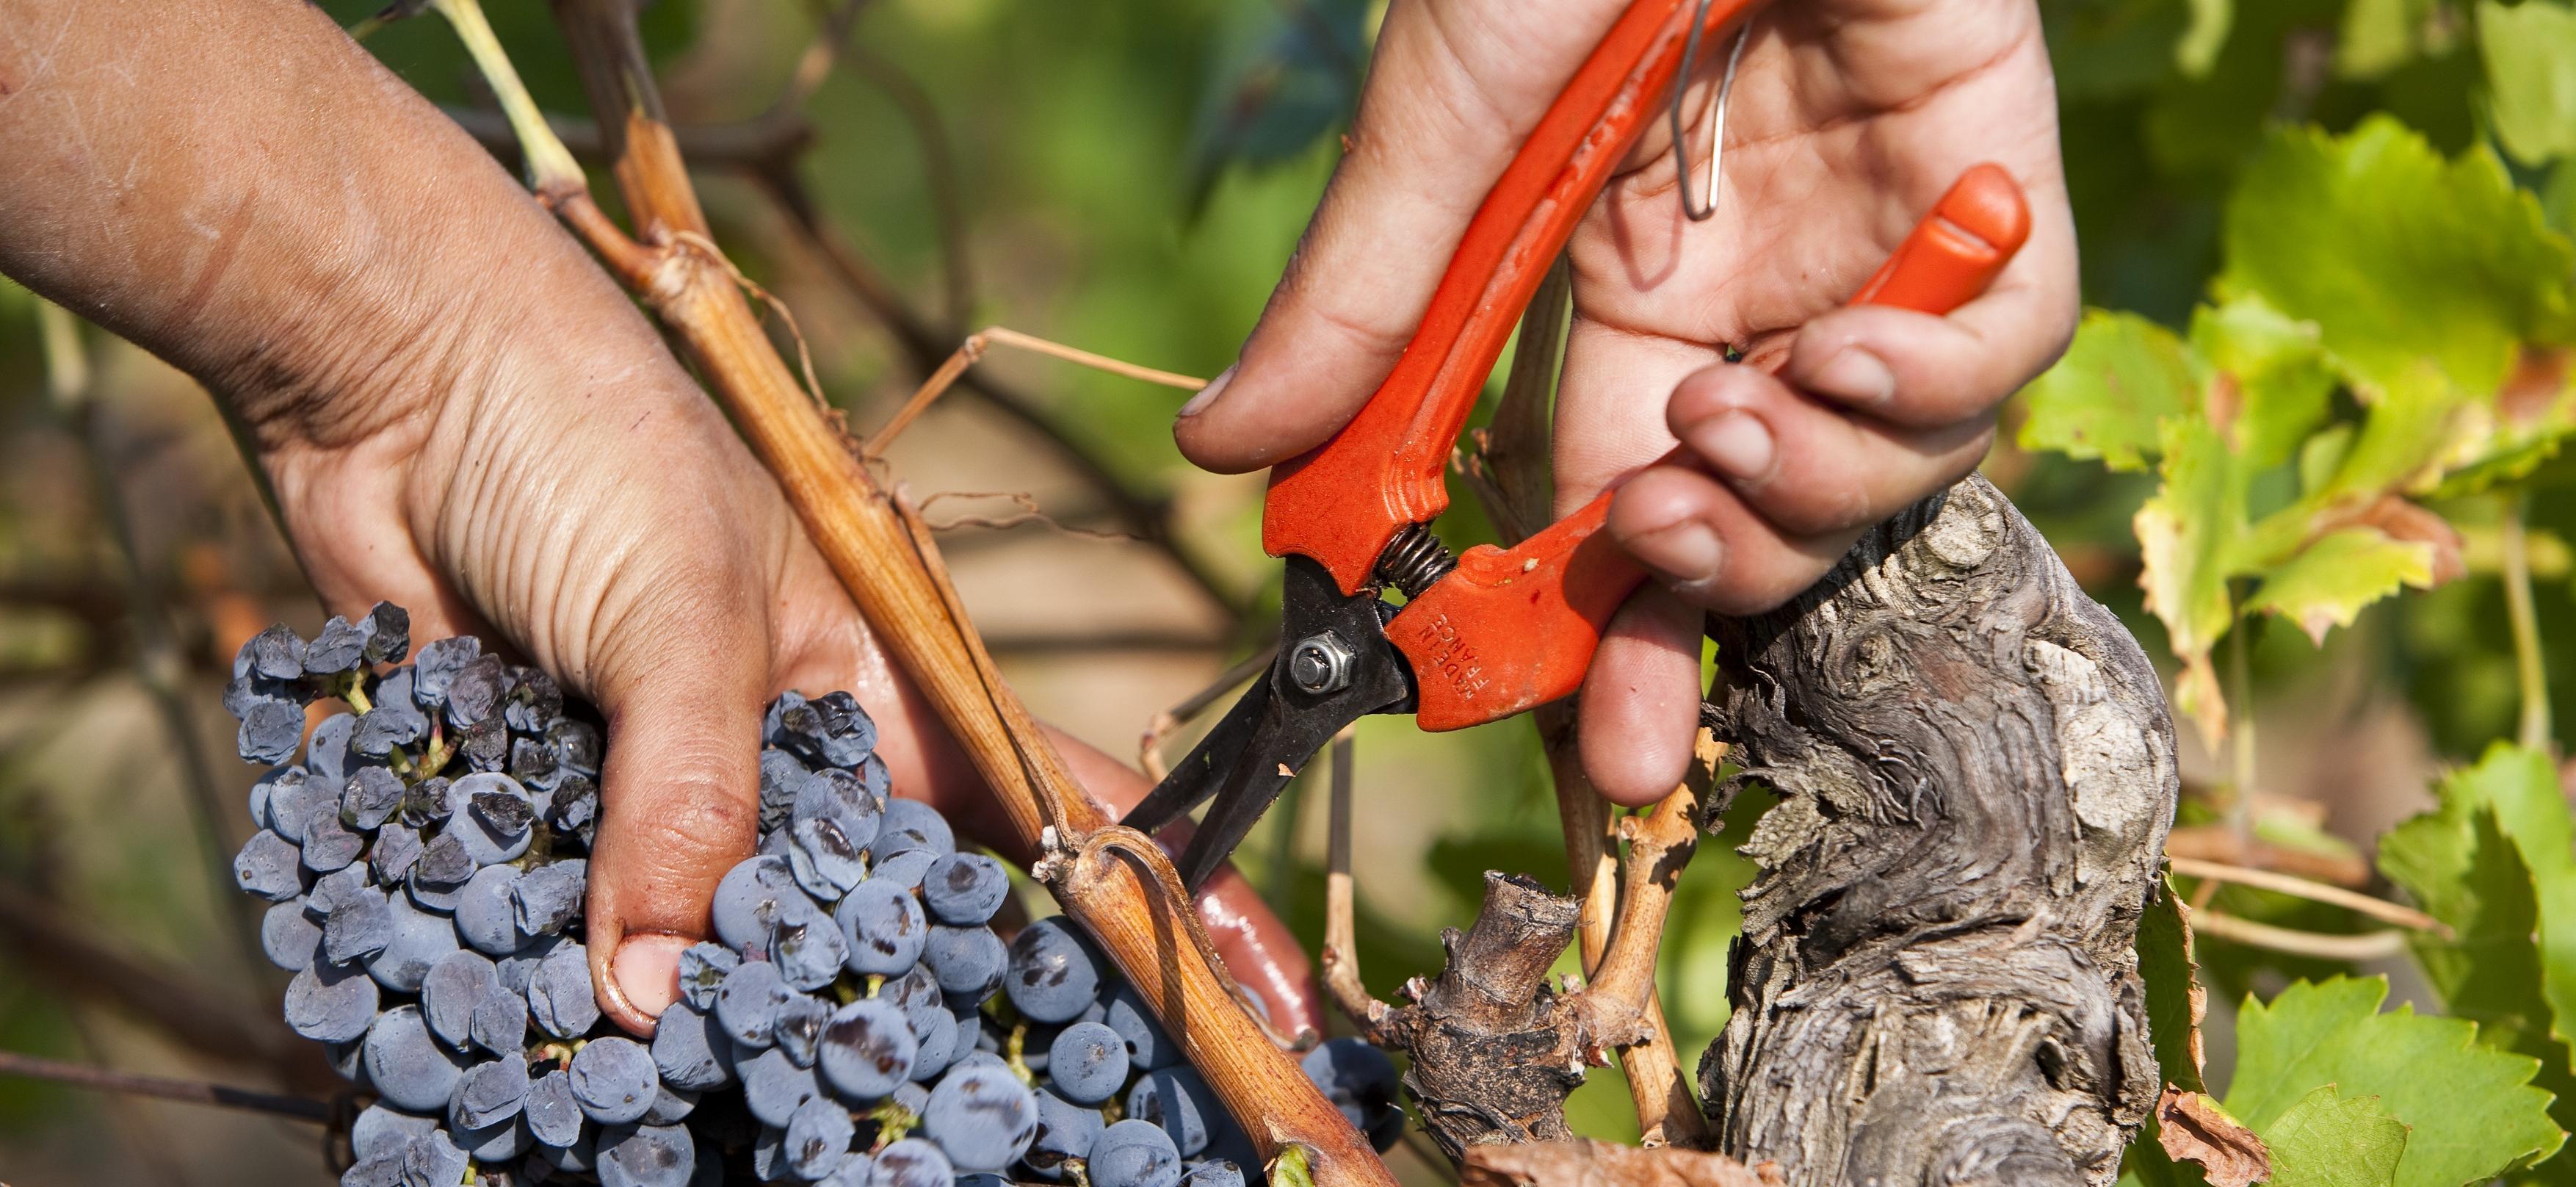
[2019,309,2196,472]
[2225,975,2563,1186]
[2135,417,2243,743]
[2481,0,2576,167]
[2241,526,2437,645]
[2262,1086,2408,1187]
[2188,296,2335,472]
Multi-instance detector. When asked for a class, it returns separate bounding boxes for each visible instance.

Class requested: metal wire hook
[1670,1,1751,223]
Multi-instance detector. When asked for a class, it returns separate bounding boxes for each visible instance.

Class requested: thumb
[582,613,767,1036]
[1171,0,1629,474]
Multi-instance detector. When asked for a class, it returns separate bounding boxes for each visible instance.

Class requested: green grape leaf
[2381,801,2552,1043]
[2225,975,2564,1186]
[2139,878,2209,1094]
[2433,745,2576,1064]
[2240,526,2437,644]
[2313,361,2475,502]
[2378,756,2576,1161]
[2019,309,2198,471]
[2188,296,2336,472]
[2136,417,2245,741]
[2262,1086,2409,1187]
[2481,0,2576,167]
[2220,117,2576,400]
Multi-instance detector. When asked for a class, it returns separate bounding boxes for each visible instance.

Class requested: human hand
[1173,0,2079,806]
[0,0,1316,1038]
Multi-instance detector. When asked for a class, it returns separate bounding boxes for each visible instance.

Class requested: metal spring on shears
[1375,522,1458,599]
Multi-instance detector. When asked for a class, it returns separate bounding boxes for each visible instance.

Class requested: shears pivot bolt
[1289,632,1358,696]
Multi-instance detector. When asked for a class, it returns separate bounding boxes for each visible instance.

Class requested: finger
[1665,363,1994,538]
[1173,0,1632,473]
[1781,193,2080,430]
[1607,462,1864,616]
[582,590,771,1035]
[1577,585,1707,807]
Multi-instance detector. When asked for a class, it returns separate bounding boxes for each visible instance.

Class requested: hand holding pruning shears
[1137,0,2077,881]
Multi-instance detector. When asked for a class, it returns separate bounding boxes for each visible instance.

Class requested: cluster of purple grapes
[224,605,1403,1186]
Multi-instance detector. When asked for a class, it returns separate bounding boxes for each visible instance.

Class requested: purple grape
[524,1068,587,1148]
[676,943,739,1012]
[920,1061,1038,1169]
[1049,1021,1129,1105]
[527,939,599,1039]
[816,998,916,1102]
[454,864,527,956]
[738,1045,822,1128]
[1089,1120,1182,1187]
[834,879,926,976]
[233,830,305,901]
[570,1036,661,1125]
[923,853,1007,926]
[1024,1089,1102,1180]
[261,898,323,970]
[785,1095,857,1179]
[451,1057,532,1130]
[361,1005,464,1113]
[363,891,460,992]
[651,1003,735,1092]
[1005,918,1100,1023]
[421,950,500,1050]
[715,958,793,1049]
[513,858,587,937]
[864,1138,954,1187]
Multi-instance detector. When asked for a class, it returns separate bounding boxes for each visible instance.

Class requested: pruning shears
[1124,0,2034,890]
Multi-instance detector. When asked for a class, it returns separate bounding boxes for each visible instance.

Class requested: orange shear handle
[1393,164,2034,731]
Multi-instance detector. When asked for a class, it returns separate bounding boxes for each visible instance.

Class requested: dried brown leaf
[2155,1086,2272,1187]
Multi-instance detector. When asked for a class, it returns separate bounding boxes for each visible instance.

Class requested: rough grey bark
[1696,475,2176,1186]
[1383,872,1591,1161]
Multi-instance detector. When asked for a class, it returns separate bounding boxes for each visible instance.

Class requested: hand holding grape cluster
[226,605,1401,1186]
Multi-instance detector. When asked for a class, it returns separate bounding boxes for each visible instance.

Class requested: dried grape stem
[513,2,1386,1177]
[1699,477,2174,1185]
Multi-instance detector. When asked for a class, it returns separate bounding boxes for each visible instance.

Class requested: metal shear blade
[1122,556,1414,891]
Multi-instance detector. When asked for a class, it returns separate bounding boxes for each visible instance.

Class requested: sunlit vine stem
[2503,493,2551,751]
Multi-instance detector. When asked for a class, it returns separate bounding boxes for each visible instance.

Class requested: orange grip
[1392,165,2033,731]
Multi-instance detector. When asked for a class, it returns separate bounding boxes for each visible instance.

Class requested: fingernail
[1178,364,1237,418]
[1811,346,1897,406]
[1686,412,1776,483]
[612,934,690,1020]
[1634,520,1726,589]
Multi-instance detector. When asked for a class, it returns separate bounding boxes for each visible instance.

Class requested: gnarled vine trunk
[1697,475,2175,1186]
